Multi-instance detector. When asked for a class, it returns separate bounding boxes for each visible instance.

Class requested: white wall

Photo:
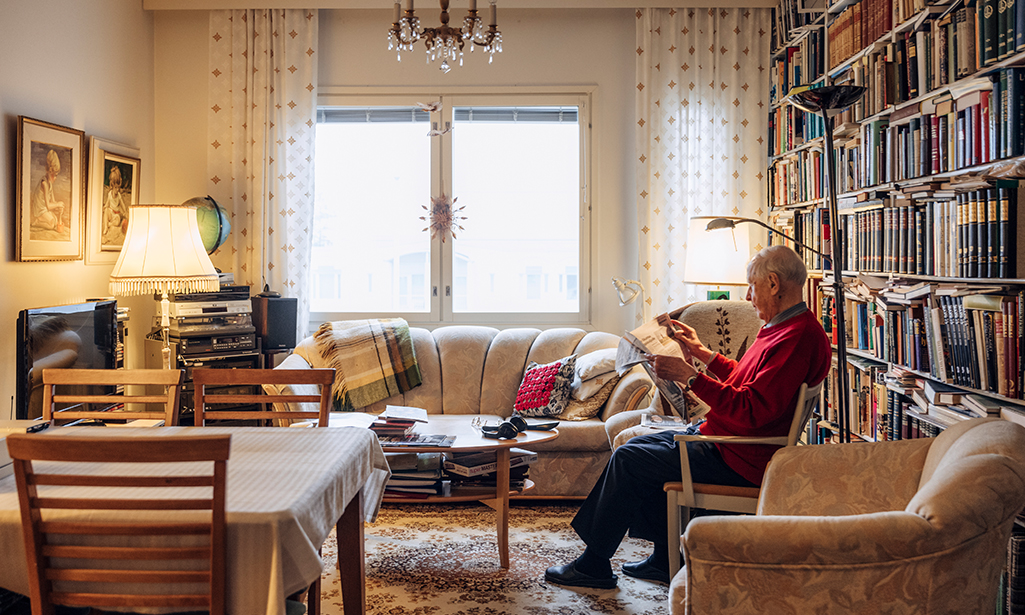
[0,0,156,419]
[151,8,641,335]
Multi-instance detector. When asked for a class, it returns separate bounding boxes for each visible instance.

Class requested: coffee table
[379,414,558,569]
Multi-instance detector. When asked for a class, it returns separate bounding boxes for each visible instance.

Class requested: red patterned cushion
[514,355,577,417]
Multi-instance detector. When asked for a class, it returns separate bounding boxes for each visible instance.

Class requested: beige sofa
[276,326,653,497]
[670,418,1025,614]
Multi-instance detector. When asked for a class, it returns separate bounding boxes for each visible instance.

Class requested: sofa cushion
[560,376,619,421]
[515,356,576,417]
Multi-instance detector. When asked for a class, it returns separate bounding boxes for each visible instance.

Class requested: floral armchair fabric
[670,418,1025,614]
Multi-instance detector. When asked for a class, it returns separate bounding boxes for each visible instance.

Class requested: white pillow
[571,349,618,400]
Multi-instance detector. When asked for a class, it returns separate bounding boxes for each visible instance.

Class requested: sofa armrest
[757,438,932,516]
[600,366,652,422]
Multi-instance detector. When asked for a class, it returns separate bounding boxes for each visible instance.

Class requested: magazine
[615,313,711,424]
[640,412,689,429]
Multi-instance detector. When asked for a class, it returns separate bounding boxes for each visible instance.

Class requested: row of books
[768,102,826,157]
[383,448,539,498]
[770,30,827,105]
[770,148,824,207]
[771,0,824,52]
[770,185,1022,278]
[824,287,1025,398]
[840,191,1018,278]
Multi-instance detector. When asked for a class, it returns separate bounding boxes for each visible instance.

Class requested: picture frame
[16,116,86,261]
[86,137,141,265]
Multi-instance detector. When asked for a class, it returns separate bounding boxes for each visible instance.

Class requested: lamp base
[707,290,731,300]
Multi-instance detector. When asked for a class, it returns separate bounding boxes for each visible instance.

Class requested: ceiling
[144,1,776,10]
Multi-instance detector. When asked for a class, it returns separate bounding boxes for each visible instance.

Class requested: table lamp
[684,216,753,299]
[787,84,867,444]
[109,203,220,369]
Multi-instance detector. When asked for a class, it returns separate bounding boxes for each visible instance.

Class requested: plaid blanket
[313,319,422,411]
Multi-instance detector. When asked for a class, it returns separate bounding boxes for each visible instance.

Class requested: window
[311,91,591,325]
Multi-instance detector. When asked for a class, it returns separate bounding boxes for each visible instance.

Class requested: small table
[0,426,390,615]
[378,415,559,569]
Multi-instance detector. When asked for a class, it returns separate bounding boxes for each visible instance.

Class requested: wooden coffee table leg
[495,448,511,569]
[337,488,365,615]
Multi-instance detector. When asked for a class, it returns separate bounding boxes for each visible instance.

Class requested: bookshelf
[767,0,1025,449]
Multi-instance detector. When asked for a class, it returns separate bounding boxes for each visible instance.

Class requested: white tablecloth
[0,426,390,615]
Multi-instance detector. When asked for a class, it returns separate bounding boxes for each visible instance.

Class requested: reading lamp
[612,277,644,306]
[109,203,219,370]
[683,216,754,300]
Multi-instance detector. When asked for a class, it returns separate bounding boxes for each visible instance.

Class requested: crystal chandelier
[388,0,502,73]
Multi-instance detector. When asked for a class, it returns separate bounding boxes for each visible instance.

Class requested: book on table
[640,413,689,429]
[615,312,711,424]
[443,448,538,477]
[378,433,456,447]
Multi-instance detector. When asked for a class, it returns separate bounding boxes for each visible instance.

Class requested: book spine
[999,187,1012,278]
[988,188,1000,278]
[983,0,998,66]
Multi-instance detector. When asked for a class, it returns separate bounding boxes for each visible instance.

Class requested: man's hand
[645,353,698,384]
[670,321,714,364]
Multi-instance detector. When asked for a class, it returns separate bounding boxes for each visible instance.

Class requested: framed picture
[86,137,141,265]
[16,116,86,261]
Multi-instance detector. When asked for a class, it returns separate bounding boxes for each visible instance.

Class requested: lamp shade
[683,216,752,286]
[109,203,219,296]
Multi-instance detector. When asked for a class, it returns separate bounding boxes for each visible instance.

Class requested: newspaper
[615,314,711,424]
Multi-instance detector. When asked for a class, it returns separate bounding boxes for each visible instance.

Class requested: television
[15,300,120,420]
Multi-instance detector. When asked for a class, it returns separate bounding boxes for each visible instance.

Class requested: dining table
[0,425,391,615]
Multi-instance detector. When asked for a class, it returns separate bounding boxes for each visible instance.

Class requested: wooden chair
[41,368,184,426]
[663,380,822,577]
[7,433,230,615]
[192,367,335,615]
[192,368,335,427]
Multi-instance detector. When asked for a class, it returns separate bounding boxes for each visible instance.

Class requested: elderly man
[546,245,831,588]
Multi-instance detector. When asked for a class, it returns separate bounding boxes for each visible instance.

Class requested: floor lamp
[108,203,220,370]
[788,84,867,444]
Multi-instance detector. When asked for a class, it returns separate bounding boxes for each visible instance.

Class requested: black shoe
[621,555,671,584]
[545,559,618,589]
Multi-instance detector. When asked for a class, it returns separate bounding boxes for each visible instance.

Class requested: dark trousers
[570,426,757,560]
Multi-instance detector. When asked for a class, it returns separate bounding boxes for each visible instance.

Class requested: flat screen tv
[15,300,119,420]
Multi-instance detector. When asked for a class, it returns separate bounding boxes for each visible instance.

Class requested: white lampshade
[109,204,219,296]
[683,216,752,286]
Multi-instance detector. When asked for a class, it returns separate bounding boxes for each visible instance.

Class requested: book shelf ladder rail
[790,84,868,443]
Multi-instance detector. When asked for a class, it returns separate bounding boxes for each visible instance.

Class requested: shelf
[383,478,535,504]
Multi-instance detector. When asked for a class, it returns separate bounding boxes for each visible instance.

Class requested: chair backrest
[671,300,764,363]
[41,368,184,426]
[192,368,335,427]
[787,381,823,447]
[7,433,230,615]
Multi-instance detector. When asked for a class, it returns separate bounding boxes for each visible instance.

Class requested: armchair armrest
[685,512,934,566]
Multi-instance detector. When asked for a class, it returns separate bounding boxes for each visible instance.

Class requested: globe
[185,196,231,254]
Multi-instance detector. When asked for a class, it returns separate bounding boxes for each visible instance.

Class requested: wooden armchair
[7,433,230,615]
[664,380,822,577]
[41,368,184,426]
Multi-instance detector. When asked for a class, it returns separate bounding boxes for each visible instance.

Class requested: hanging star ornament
[420,192,467,242]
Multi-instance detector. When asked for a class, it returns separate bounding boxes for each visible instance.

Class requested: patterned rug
[318,502,670,615]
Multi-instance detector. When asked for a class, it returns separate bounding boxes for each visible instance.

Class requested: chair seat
[665,481,761,499]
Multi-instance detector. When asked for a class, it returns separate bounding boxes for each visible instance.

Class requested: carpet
[318,502,670,615]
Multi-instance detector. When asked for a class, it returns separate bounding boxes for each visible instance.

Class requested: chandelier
[388,0,502,73]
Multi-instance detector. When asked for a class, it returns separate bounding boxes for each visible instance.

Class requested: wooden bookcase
[768,0,1025,445]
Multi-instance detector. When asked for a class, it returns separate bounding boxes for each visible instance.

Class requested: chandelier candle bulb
[490,1,496,26]
[394,1,401,23]
[470,0,476,10]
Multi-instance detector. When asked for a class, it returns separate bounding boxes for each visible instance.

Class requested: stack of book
[443,448,538,491]
[384,451,446,498]
[370,405,429,438]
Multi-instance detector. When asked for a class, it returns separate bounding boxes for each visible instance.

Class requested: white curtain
[208,9,318,340]
[635,8,771,323]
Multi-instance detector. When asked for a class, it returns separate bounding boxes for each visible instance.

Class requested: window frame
[312,86,594,328]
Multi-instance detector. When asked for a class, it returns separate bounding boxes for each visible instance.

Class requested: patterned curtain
[635,8,770,323]
[208,9,318,340]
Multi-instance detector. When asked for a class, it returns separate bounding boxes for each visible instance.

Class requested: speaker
[252,296,298,351]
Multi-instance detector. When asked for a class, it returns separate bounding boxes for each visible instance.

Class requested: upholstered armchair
[605,300,763,449]
[669,418,1025,614]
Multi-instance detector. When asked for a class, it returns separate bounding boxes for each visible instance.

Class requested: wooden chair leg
[667,494,689,579]
[307,577,321,615]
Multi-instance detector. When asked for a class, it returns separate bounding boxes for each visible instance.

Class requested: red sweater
[691,308,831,485]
